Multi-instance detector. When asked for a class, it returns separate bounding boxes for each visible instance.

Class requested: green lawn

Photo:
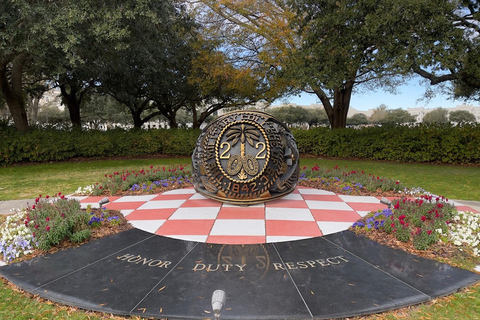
[0,157,190,200]
[1,156,478,201]
[0,156,479,319]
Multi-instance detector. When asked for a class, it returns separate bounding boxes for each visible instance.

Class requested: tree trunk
[59,83,82,129]
[29,96,40,124]
[132,109,144,129]
[313,81,354,129]
[0,54,29,132]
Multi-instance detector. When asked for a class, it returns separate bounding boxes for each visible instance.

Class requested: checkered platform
[70,187,478,244]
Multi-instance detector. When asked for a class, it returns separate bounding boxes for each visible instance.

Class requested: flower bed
[0,195,131,264]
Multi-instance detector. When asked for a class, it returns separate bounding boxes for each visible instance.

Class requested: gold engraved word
[192,263,247,272]
[272,256,349,271]
[117,253,171,268]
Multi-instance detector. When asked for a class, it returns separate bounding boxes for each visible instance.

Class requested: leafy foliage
[449,110,477,123]
[0,127,200,165]
[292,123,480,164]
[25,195,91,250]
[423,107,449,124]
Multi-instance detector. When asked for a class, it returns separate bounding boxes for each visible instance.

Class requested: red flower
[35,225,39,229]
[32,205,36,210]
[46,217,50,222]
[421,216,426,222]
[394,203,400,209]
[46,226,50,232]
[427,230,432,235]
[391,223,395,228]
[398,215,406,220]
[399,220,405,225]
[395,180,399,185]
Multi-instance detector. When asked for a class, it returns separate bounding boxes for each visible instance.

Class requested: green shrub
[293,123,480,164]
[1,123,479,165]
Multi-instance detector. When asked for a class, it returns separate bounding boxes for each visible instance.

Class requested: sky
[279,75,479,111]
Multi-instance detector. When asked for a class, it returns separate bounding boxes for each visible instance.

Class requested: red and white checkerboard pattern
[70,187,478,245]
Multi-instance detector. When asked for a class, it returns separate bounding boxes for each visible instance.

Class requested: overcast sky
[279,75,479,111]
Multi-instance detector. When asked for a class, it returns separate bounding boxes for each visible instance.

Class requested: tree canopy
[199,0,469,128]
[423,108,450,124]
[1,0,479,131]
[449,109,477,123]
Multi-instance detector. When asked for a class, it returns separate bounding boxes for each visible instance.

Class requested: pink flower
[46,226,50,232]
[391,223,395,228]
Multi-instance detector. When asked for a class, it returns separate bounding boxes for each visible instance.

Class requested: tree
[49,0,169,129]
[385,109,416,124]
[184,36,280,129]
[81,93,132,129]
[347,113,369,126]
[0,0,134,131]
[449,110,477,123]
[370,104,389,124]
[200,0,460,129]
[423,108,449,124]
[411,1,480,99]
[97,1,195,129]
[0,1,54,131]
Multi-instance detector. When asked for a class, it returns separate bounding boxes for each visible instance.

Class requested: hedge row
[292,123,480,164]
[1,124,479,165]
[0,127,201,165]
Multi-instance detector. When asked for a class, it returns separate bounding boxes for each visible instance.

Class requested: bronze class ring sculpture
[192,110,299,205]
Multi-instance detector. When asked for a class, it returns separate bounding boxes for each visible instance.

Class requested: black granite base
[1,229,479,319]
